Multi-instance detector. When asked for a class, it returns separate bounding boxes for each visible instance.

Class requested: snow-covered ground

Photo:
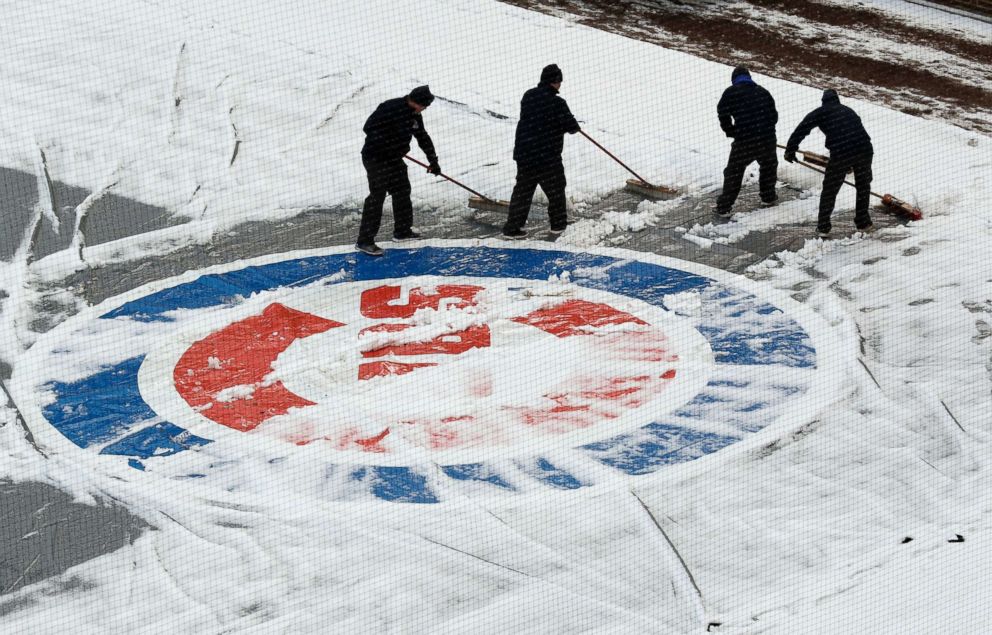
[1,0,991,632]
[502,0,992,134]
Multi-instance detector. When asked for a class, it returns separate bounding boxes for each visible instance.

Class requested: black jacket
[787,93,872,159]
[717,80,778,140]
[513,83,580,166]
[361,97,437,163]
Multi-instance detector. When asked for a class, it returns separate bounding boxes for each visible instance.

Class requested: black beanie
[540,64,563,84]
[822,89,840,104]
[731,66,750,81]
[409,85,435,107]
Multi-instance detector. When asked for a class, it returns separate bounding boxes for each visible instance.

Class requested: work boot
[549,219,574,235]
[856,223,875,234]
[393,230,422,242]
[356,242,384,256]
[760,195,779,207]
[502,228,528,240]
[713,207,733,218]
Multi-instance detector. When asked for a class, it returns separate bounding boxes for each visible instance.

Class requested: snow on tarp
[14,244,826,509]
[2,0,991,632]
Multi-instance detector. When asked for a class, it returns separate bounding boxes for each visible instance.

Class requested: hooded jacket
[786,90,872,159]
[361,97,437,163]
[717,74,778,140]
[513,82,580,166]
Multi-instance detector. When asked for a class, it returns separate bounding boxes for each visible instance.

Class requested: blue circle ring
[12,242,845,503]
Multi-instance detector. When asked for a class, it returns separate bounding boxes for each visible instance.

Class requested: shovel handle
[580,130,656,189]
[403,155,495,203]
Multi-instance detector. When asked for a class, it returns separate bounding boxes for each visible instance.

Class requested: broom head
[625,178,678,198]
[468,196,510,213]
[881,194,923,221]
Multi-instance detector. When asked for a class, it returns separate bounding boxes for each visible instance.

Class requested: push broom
[580,130,677,198]
[404,155,510,213]
[781,146,922,220]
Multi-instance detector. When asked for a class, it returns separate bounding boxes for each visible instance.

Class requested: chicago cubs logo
[12,243,842,503]
[145,279,703,455]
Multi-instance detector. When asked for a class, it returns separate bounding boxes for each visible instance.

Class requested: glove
[784,149,797,163]
[427,160,441,175]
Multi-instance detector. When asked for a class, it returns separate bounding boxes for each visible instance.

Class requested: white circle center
[140,276,714,465]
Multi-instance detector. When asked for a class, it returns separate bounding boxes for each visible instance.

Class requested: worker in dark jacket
[785,89,874,236]
[502,64,581,239]
[357,85,441,256]
[714,66,779,218]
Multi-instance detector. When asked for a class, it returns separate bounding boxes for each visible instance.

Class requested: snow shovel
[776,143,850,173]
[579,131,677,198]
[789,155,923,221]
[777,143,830,169]
[403,155,509,213]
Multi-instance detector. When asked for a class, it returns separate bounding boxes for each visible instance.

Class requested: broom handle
[778,145,883,199]
[403,155,496,203]
[580,130,656,188]
[793,158,884,200]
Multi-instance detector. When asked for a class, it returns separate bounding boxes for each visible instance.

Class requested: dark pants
[715,136,778,213]
[504,162,567,233]
[818,151,873,233]
[358,157,413,245]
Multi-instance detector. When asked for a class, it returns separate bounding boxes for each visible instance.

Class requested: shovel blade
[468,196,510,213]
[625,178,678,198]
[801,151,854,173]
[800,151,830,169]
